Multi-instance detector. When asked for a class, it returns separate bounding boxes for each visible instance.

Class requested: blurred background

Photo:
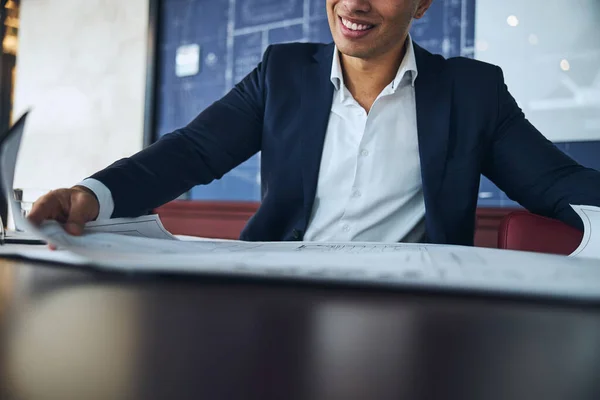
[2,0,599,246]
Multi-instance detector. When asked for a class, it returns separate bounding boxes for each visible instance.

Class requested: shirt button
[342,224,351,232]
[360,149,369,157]
[352,190,362,198]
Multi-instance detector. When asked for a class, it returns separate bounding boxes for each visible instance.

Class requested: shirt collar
[330,34,418,92]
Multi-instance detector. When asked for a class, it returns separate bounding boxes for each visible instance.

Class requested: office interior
[0,2,599,399]
[1,0,598,248]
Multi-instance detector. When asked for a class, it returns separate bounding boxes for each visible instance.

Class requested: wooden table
[1,256,599,400]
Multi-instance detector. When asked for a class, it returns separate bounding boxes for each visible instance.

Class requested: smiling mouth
[339,16,375,32]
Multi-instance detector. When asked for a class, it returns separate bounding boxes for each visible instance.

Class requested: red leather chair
[498,211,583,255]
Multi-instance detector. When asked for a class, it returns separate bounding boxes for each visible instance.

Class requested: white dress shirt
[303,37,425,242]
[81,37,425,242]
[78,177,115,220]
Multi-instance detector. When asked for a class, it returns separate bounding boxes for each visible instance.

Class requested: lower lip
[339,17,374,39]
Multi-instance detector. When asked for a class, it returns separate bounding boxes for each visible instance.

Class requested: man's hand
[27,186,100,235]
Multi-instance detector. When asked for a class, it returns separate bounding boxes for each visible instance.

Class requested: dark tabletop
[0,256,599,400]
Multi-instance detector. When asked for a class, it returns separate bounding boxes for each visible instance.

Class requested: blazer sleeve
[88,46,272,218]
[482,67,600,230]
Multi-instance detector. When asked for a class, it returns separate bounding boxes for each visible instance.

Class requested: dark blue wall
[156,0,599,206]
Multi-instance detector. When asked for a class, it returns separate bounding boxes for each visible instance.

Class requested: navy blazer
[91,41,600,245]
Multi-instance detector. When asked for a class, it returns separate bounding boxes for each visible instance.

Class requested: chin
[335,42,372,59]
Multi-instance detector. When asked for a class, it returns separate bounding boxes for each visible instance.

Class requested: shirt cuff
[78,178,115,220]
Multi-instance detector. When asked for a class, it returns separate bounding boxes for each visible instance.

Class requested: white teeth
[341,18,372,31]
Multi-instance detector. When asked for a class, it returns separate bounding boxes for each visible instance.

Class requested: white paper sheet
[0,244,89,265]
[2,111,600,303]
[0,112,31,233]
[0,112,28,232]
[569,205,600,259]
[84,215,177,240]
[2,237,600,302]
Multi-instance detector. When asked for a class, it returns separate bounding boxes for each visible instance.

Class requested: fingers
[27,190,67,226]
[64,191,94,236]
[27,188,99,236]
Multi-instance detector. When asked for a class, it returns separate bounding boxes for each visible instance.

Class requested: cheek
[384,7,413,34]
[326,8,338,32]
[326,2,338,21]
[381,0,413,19]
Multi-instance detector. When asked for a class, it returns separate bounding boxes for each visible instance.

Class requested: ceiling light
[507,15,519,27]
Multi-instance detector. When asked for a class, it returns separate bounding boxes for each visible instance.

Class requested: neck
[340,39,408,112]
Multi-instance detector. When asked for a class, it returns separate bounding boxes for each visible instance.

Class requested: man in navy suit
[29,0,600,245]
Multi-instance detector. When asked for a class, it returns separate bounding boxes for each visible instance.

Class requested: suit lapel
[300,44,335,229]
[413,43,453,243]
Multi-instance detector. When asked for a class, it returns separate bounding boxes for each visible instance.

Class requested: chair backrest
[498,211,583,255]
